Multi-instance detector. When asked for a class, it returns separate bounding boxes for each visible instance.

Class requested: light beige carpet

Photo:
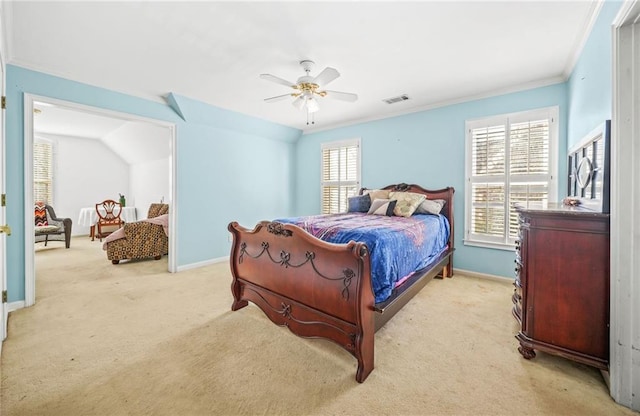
[0,236,636,415]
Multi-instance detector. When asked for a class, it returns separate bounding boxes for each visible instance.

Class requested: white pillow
[363,189,391,202]
[415,199,446,215]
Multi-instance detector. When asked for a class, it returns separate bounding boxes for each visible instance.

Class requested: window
[465,107,558,249]
[321,138,361,214]
[34,139,54,205]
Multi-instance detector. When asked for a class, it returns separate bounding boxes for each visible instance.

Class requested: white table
[78,206,137,241]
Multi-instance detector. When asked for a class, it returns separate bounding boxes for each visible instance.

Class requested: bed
[228,183,455,382]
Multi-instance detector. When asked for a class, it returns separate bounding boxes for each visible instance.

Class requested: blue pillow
[347,194,371,213]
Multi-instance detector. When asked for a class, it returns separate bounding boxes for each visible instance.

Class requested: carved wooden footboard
[228,184,454,382]
[228,221,376,382]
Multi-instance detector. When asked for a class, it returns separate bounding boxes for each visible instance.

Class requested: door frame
[611,0,640,410]
[23,94,178,306]
[0,5,6,345]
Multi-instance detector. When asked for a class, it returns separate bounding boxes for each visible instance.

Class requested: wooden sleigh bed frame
[228,183,455,382]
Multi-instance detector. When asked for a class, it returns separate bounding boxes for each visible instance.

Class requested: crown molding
[303,75,565,135]
[6,60,168,105]
[562,0,605,79]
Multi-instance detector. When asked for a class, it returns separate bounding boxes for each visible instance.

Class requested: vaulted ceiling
[33,101,172,165]
[6,1,599,133]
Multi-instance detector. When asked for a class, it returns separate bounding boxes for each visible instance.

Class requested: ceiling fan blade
[264,94,292,103]
[322,90,358,102]
[312,67,340,87]
[260,73,297,88]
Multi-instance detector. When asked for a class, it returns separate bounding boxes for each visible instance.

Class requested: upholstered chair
[105,203,169,264]
[34,202,72,248]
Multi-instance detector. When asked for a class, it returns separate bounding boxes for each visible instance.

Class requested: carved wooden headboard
[360,183,455,250]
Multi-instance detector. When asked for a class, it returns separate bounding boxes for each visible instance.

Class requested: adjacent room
[32,100,172,235]
[29,99,173,293]
[1,1,639,415]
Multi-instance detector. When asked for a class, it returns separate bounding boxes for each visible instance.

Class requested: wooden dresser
[513,203,610,369]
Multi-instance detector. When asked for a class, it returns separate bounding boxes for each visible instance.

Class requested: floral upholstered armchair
[104,203,169,264]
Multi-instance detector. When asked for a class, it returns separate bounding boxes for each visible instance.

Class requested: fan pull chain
[306,112,315,125]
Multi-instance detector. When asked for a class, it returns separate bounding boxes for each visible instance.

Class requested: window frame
[320,138,361,214]
[464,106,559,250]
[33,136,55,206]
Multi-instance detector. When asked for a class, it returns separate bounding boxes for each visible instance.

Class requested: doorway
[23,95,177,307]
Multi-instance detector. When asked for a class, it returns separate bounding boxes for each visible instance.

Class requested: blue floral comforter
[276,213,450,303]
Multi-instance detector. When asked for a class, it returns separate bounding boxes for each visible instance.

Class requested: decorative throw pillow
[367,199,397,216]
[347,194,372,213]
[34,202,48,227]
[415,199,446,215]
[363,188,391,202]
[389,191,426,217]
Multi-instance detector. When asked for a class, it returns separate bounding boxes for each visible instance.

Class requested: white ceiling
[33,102,128,140]
[34,101,171,164]
[7,1,599,133]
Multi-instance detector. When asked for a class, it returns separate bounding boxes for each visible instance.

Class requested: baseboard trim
[7,301,25,313]
[176,256,229,272]
[7,301,26,313]
[453,268,513,283]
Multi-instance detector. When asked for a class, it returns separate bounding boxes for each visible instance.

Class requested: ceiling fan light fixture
[292,96,305,110]
[261,59,358,124]
[306,97,319,113]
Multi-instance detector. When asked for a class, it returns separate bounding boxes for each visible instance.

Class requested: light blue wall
[5,65,301,302]
[296,84,567,278]
[6,0,621,300]
[567,0,623,147]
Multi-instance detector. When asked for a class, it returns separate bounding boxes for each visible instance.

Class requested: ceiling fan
[260,60,358,124]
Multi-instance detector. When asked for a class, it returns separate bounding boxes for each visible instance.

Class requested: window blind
[321,139,360,214]
[34,141,53,205]
[466,108,556,248]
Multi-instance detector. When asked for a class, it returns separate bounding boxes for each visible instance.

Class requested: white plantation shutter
[321,139,361,214]
[34,140,53,205]
[465,108,557,248]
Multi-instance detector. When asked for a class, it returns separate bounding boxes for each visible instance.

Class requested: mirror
[576,157,593,189]
[567,120,610,213]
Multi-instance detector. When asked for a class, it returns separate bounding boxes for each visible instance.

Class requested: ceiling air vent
[383,94,410,104]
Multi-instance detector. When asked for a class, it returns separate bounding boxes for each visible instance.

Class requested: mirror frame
[567,120,610,213]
